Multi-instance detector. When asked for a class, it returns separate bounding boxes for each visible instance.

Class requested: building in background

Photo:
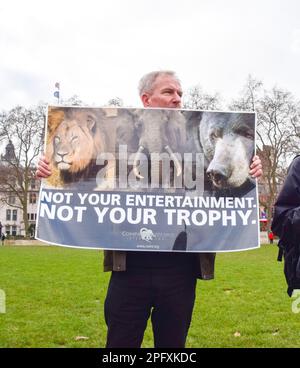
[257,145,284,232]
[0,141,40,237]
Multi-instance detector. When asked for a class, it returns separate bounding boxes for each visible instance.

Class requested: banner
[36,106,259,252]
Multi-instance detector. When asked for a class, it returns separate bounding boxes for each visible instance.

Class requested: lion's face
[50,113,98,174]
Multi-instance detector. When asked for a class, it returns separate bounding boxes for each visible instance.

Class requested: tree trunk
[22,195,29,238]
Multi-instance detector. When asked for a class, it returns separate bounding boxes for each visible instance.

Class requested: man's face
[141,74,183,109]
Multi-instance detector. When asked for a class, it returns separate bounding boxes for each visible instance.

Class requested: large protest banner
[35,106,259,252]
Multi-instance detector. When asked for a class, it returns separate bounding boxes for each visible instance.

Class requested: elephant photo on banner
[36,106,259,253]
[115,109,187,191]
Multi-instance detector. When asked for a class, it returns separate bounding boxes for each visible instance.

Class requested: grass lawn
[0,244,299,348]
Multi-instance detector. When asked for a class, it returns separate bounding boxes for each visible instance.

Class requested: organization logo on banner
[140,228,155,242]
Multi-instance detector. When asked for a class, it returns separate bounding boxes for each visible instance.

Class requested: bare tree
[230,75,300,230]
[230,75,263,112]
[107,97,124,107]
[61,94,85,106]
[183,84,222,110]
[0,105,45,236]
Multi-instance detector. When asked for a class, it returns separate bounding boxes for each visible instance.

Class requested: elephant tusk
[133,145,145,179]
[165,145,182,177]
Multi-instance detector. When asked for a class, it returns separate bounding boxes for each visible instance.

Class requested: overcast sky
[1,0,299,111]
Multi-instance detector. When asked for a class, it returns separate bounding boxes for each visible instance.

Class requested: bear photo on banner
[36,106,259,252]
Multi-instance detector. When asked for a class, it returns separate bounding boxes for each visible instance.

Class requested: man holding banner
[36,70,262,348]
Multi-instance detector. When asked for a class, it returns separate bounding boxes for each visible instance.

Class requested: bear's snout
[207,164,232,188]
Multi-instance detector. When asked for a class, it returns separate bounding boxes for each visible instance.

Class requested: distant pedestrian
[268,231,274,244]
[1,233,5,246]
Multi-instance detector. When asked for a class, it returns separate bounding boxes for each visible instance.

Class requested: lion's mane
[47,108,106,186]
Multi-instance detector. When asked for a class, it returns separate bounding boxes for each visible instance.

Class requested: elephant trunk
[132,144,182,181]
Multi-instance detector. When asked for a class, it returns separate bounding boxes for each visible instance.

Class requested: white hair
[138,70,181,97]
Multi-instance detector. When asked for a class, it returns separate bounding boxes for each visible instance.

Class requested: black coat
[271,156,300,296]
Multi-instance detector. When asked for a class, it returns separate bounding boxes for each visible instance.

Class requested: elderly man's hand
[36,155,52,179]
[249,155,263,179]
